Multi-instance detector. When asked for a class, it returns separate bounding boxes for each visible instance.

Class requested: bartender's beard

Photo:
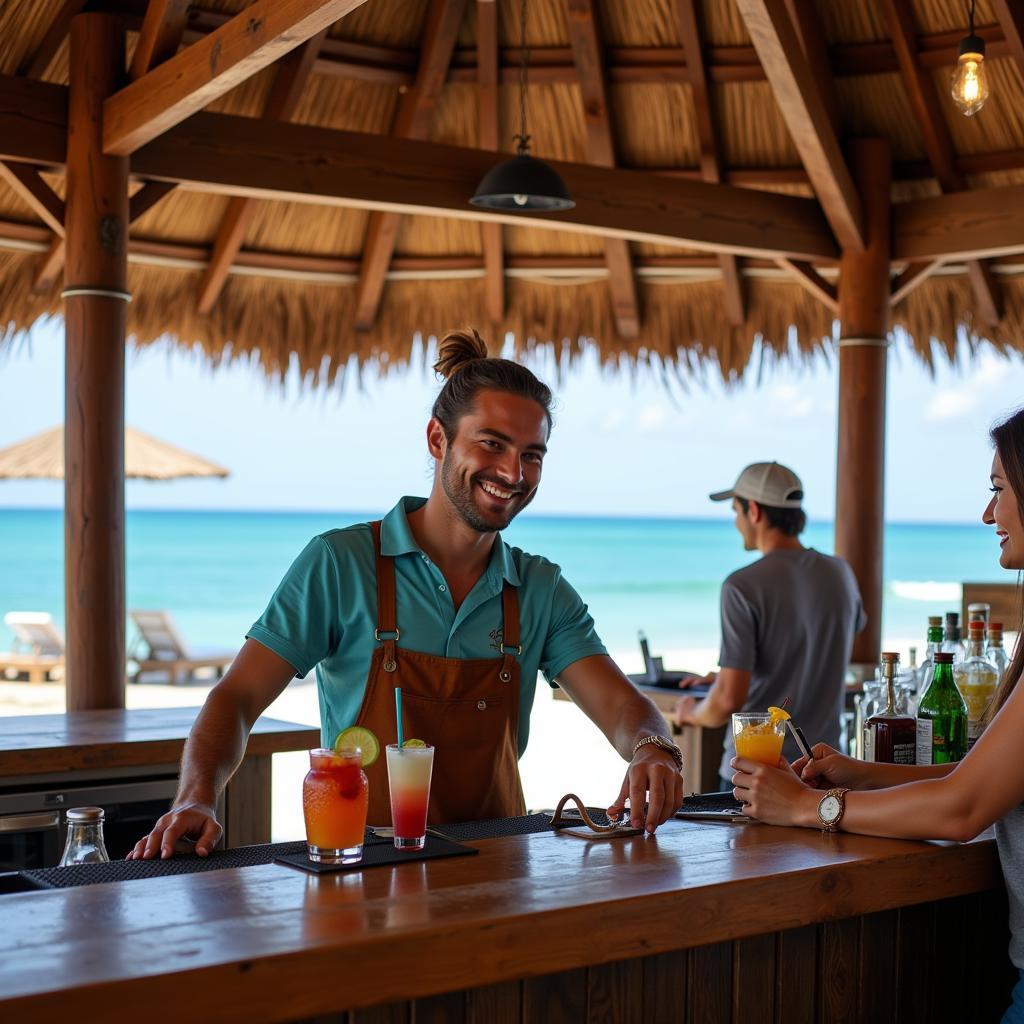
[441,453,534,533]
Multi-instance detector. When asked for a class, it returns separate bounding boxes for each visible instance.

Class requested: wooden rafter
[992,0,1024,73]
[890,260,941,306]
[129,0,193,81]
[782,0,842,134]
[0,162,64,237]
[735,0,865,251]
[675,0,744,325]
[566,0,640,338]
[881,0,1002,325]
[196,32,326,314]
[103,0,371,156]
[476,0,504,324]
[776,258,838,312]
[352,0,467,331]
[20,1,87,79]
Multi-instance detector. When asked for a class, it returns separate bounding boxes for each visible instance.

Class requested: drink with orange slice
[302,747,369,864]
[732,708,788,766]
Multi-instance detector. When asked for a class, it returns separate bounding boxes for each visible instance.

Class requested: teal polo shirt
[247,496,608,754]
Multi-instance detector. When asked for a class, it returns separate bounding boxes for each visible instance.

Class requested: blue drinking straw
[395,687,404,747]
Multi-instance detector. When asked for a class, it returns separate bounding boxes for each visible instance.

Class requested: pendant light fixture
[470,0,574,211]
[951,0,989,116]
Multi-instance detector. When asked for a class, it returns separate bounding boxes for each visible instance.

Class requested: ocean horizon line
[0,504,991,530]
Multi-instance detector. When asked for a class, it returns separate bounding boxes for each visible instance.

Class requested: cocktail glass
[386,743,434,850]
[732,713,786,766]
[302,747,368,864]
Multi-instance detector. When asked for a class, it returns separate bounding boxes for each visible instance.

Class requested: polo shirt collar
[380,496,522,587]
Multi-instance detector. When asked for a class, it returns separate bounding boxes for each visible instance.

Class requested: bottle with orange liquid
[863,652,916,764]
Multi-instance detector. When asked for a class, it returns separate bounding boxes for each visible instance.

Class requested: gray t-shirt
[718,547,866,779]
[996,806,1024,968]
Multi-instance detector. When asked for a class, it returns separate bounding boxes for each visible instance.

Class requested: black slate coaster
[274,834,477,874]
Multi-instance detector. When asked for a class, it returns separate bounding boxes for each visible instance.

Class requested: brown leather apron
[353,521,526,826]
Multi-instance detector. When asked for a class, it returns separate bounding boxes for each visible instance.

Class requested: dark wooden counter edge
[0,836,1002,1023]
[0,716,319,775]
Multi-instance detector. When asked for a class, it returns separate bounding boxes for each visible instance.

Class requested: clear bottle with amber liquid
[863,652,917,764]
[955,621,999,750]
[987,622,1009,684]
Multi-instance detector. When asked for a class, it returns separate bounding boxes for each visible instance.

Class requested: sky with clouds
[1,318,1022,523]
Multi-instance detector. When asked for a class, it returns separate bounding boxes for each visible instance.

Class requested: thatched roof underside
[2,0,1024,381]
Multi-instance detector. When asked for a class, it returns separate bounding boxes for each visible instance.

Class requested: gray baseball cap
[709,462,804,509]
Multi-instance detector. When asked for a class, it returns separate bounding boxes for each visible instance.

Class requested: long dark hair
[987,406,1024,720]
[431,327,554,440]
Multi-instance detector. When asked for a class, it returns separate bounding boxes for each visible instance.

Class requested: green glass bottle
[916,651,968,764]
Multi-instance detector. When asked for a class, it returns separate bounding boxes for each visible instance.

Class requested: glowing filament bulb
[951,49,989,116]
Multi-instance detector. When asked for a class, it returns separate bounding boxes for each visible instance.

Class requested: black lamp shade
[470,153,575,211]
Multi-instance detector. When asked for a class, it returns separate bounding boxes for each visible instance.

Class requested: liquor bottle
[967,601,991,630]
[917,617,945,694]
[987,622,1010,682]
[955,622,1000,749]
[942,611,964,663]
[916,652,968,765]
[863,653,917,764]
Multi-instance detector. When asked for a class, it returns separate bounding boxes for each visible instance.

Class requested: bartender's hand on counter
[126,801,223,860]
[607,745,685,835]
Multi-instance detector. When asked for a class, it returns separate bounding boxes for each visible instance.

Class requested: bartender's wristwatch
[632,734,684,773]
[817,788,849,833]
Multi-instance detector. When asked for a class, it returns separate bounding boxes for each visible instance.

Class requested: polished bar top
[0,817,1000,1023]
[0,708,319,775]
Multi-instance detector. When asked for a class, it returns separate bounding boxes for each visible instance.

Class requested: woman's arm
[734,676,1024,841]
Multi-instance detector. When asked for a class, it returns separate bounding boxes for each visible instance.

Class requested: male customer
[130,328,683,859]
[675,462,865,788]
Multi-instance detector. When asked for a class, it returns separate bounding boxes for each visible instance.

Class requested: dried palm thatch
[1,0,1023,383]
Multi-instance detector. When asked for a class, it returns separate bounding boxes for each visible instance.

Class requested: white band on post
[837,336,890,349]
[60,287,132,303]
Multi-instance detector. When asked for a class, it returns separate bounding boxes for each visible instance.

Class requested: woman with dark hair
[730,405,1024,1021]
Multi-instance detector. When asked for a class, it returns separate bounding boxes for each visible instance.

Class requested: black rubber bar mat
[434,807,612,841]
[275,834,475,873]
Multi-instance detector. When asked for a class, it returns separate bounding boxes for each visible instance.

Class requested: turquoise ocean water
[0,508,1012,660]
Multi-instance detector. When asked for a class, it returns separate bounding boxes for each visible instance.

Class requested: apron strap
[370,521,398,672]
[499,583,521,683]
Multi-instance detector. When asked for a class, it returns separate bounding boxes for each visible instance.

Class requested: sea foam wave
[889,581,961,602]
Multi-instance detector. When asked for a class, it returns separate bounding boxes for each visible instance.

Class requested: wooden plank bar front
[0,818,1011,1022]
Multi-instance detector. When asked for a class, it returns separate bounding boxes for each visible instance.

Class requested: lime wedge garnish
[334,726,380,767]
[402,738,427,748]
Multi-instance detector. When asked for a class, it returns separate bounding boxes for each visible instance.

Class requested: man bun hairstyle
[431,327,554,441]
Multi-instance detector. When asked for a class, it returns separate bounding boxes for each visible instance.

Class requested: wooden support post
[64,14,129,711]
[835,139,890,666]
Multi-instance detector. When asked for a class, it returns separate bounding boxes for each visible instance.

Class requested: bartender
[129,328,684,859]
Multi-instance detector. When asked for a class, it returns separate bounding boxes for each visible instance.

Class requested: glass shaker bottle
[59,806,110,866]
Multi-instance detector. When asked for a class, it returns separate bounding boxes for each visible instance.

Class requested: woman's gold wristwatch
[817,788,849,832]
[632,734,684,773]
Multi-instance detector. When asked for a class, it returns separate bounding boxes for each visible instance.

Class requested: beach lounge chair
[128,609,235,685]
[0,611,65,684]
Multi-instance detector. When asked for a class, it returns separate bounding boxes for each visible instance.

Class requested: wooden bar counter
[0,816,1012,1023]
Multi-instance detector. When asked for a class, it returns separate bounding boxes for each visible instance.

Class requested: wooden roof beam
[991,0,1024,73]
[196,32,326,314]
[675,0,744,326]
[777,257,839,311]
[0,162,65,237]
[103,0,371,156]
[735,0,865,251]
[783,0,842,135]
[881,0,1002,325]
[129,0,193,81]
[476,0,504,324]
[353,0,468,331]
[890,260,941,306]
[566,0,640,338]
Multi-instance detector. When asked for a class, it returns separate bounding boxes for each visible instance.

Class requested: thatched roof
[2,0,1024,381]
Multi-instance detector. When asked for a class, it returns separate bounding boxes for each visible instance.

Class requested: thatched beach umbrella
[0,426,229,481]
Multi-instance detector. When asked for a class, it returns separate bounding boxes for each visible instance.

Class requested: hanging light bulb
[470,0,574,212]
[951,0,989,116]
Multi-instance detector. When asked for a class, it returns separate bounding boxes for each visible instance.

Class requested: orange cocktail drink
[302,747,368,864]
[732,713,787,766]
